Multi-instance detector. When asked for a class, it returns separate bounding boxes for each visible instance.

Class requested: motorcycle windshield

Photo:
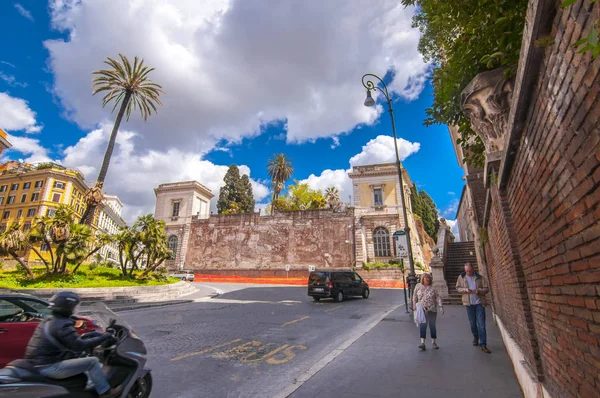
[87,302,135,332]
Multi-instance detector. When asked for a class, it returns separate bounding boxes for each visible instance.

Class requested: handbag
[414,303,426,327]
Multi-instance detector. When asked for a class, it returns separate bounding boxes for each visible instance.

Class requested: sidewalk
[288,306,522,398]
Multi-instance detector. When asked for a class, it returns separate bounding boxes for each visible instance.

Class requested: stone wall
[460,1,600,396]
[186,210,354,270]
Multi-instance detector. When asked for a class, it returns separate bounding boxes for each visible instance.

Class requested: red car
[0,293,101,368]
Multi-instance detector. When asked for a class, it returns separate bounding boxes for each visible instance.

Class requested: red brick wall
[484,1,600,396]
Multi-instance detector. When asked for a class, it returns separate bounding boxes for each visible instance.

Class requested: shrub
[363,263,371,271]
[152,265,170,282]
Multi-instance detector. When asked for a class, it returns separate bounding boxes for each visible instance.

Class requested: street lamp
[361,73,418,304]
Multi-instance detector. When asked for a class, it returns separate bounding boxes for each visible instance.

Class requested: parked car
[0,293,101,368]
[307,270,370,302]
[170,270,195,281]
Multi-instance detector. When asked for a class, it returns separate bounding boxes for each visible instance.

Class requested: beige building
[349,163,426,267]
[97,195,126,264]
[153,181,214,270]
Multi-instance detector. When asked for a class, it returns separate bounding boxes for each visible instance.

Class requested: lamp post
[361,73,418,304]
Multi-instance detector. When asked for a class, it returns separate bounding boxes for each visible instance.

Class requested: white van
[170,270,195,281]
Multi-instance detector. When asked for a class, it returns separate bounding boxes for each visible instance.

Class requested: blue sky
[0,0,465,224]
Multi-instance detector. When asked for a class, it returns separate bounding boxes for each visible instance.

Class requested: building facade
[349,163,426,267]
[97,195,126,264]
[0,129,12,156]
[153,181,214,270]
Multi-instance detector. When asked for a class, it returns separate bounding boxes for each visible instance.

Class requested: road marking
[171,339,308,365]
[279,300,302,304]
[280,316,310,328]
[324,306,342,313]
[273,302,404,398]
[193,298,302,305]
[170,339,242,361]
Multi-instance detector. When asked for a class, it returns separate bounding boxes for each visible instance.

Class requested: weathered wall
[186,210,354,270]
[476,1,600,397]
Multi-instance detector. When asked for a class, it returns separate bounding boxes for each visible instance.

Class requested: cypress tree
[240,174,255,213]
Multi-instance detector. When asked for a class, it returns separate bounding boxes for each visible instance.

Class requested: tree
[325,187,342,211]
[0,223,34,278]
[28,206,112,275]
[81,54,164,224]
[267,154,294,210]
[217,165,251,214]
[240,174,255,213]
[276,181,327,211]
[401,0,527,167]
[410,187,439,242]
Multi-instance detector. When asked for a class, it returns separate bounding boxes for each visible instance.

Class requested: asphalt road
[120,283,406,398]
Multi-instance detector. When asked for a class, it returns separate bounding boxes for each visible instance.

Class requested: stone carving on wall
[460,68,515,155]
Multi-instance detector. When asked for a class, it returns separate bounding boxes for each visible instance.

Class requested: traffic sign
[308,265,316,272]
[285,264,291,272]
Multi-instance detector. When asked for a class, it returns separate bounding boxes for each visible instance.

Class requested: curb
[194,275,406,289]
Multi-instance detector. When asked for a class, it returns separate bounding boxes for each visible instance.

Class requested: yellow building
[0,128,12,156]
[348,163,426,266]
[0,161,89,263]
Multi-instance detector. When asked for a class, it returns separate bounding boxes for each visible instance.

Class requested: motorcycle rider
[24,291,123,398]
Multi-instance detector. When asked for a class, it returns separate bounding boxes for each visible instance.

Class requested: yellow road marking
[170,338,242,361]
[324,306,342,313]
[266,345,307,365]
[280,315,310,328]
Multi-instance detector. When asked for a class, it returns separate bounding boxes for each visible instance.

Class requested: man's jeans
[419,311,438,339]
[39,357,110,395]
[466,304,487,346]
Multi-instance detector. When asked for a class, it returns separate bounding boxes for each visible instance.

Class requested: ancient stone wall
[465,1,600,396]
[186,210,354,270]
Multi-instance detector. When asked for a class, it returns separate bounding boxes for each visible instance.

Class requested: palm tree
[267,154,294,210]
[325,187,341,211]
[0,223,34,278]
[81,54,164,224]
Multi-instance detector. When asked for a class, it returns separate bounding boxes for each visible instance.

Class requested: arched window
[168,235,178,260]
[373,227,391,257]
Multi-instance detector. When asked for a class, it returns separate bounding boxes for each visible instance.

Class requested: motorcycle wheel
[128,372,152,398]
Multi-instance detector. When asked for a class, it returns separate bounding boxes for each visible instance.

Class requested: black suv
[307,270,370,302]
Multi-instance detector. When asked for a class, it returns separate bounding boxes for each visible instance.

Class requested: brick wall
[482,1,600,396]
[186,210,355,270]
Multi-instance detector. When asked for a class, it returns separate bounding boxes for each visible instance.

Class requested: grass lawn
[0,265,179,289]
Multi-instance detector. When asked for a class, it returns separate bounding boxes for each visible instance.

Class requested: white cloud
[441,199,460,218]
[0,72,28,88]
[2,134,51,163]
[448,191,455,195]
[349,135,420,166]
[15,4,34,22]
[44,0,428,153]
[0,92,43,133]
[59,124,269,222]
[301,135,420,202]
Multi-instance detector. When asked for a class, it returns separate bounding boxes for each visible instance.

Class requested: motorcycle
[0,302,152,398]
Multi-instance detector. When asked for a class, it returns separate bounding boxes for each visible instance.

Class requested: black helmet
[48,291,81,315]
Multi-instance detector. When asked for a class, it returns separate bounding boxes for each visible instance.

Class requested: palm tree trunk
[10,251,34,278]
[80,91,132,225]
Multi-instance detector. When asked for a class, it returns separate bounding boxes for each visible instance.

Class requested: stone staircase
[443,241,478,305]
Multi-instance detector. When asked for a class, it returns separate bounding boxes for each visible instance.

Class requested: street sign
[394,231,408,258]
[308,265,316,272]
[285,264,291,272]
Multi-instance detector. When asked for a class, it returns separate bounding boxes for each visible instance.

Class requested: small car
[169,270,195,281]
[0,293,101,368]
[307,270,370,302]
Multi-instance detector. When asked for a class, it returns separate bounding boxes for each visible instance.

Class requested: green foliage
[275,181,328,211]
[479,227,489,248]
[410,187,440,242]
[561,0,600,59]
[151,265,170,282]
[402,0,528,167]
[217,166,254,214]
[267,154,294,208]
[0,265,178,289]
[325,187,342,211]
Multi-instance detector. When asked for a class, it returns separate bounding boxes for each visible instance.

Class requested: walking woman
[412,273,444,350]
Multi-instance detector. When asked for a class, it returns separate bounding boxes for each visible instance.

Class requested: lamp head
[364,89,375,107]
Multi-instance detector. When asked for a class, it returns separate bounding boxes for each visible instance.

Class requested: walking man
[456,263,491,353]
